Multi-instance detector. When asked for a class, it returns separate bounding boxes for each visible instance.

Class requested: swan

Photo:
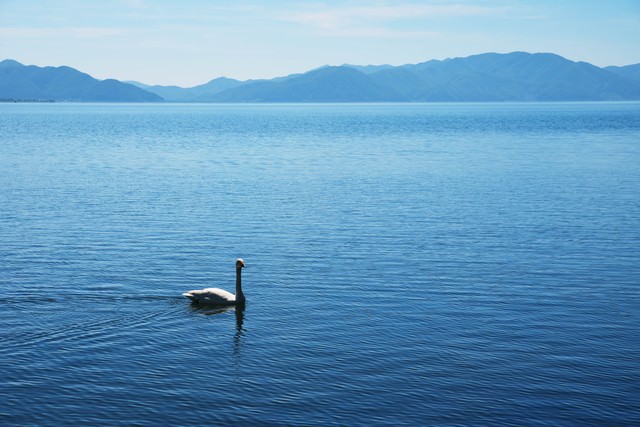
[183,258,247,306]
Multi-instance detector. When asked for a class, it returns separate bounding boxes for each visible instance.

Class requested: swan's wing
[182,287,235,304]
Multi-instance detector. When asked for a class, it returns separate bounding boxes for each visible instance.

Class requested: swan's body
[183,258,246,306]
[182,287,237,305]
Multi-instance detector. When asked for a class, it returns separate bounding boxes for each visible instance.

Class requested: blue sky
[1,0,639,86]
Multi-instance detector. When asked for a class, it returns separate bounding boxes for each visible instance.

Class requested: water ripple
[1,103,639,426]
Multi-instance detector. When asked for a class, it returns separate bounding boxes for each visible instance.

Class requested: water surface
[1,102,639,426]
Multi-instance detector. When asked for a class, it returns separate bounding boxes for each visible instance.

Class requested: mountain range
[0,59,161,102]
[2,52,640,102]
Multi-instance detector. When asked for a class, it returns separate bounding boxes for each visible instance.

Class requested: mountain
[604,64,640,84]
[199,52,640,102]
[342,64,395,74]
[209,66,397,102]
[0,59,162,102]
[365,52,640,101]
[135,67,393,102]
[3,53,640,102]
[130,77,242,102]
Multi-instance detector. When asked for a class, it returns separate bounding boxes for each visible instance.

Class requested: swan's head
[236,258,246,269]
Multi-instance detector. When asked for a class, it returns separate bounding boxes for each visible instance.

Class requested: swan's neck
[235,267,245,304]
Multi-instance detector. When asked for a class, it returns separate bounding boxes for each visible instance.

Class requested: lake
[1,102,639,426]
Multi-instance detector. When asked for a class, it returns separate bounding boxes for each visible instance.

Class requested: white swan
[183,258,247,305]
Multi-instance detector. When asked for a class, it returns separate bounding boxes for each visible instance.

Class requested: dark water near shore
[1,102,639,426]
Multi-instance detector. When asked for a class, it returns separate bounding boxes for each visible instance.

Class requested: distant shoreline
[0,98,55,103]
[2,100,640,105]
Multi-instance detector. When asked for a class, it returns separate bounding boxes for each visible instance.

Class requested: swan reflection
[189,303,244,329]
[188,303,246,355]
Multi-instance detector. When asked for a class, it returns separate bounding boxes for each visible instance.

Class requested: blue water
[1,102,639,426]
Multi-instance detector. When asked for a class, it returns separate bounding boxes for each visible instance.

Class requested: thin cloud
[323,27,445,39]
[282,3,506,30]
[122,0,149,9]
[0,27,128,38]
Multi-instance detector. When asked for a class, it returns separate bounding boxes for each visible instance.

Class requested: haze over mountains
[2,52,640,102]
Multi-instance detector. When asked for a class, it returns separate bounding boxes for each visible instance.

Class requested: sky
[1,0,639,87]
